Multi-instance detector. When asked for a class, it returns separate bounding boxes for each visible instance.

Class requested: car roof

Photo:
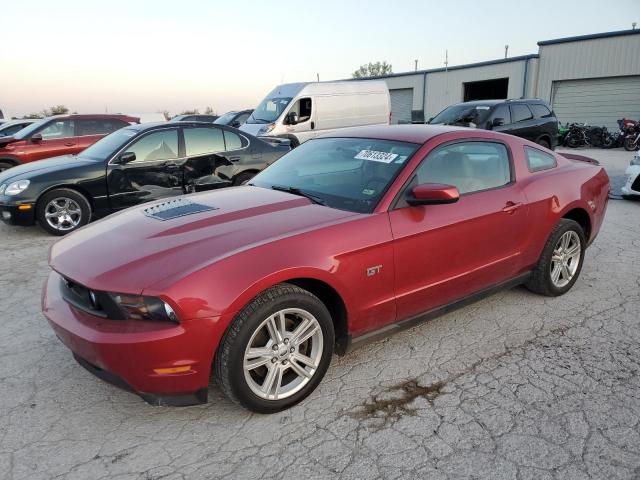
[449,98,549,108]
[125,121,232,132]
[316,124,471,145]
[44,113,139,121]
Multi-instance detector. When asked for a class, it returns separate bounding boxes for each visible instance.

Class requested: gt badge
[366,265,382,277]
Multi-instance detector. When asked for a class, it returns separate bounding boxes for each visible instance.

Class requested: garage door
[552,76,640,129]
[390,88,413,124]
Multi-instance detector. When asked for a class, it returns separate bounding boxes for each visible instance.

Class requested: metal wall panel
[552,76,640,129]
[537,34,640,102]
[389,88,414,124]
[424,60,528,117]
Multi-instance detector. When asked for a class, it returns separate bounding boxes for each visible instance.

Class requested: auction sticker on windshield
[355,150,398,163]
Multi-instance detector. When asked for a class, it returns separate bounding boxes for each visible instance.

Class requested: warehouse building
[357,29,640,129]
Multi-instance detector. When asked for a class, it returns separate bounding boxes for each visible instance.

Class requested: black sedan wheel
[36,188,91,236]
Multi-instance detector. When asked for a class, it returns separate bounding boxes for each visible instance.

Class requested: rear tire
[566,134,581,149]
[624,136,639,151]
[214,283,334,413]
[36,188,91,236]
[536,137,551,149]
[0,161,15,173]
[526,219,585,297]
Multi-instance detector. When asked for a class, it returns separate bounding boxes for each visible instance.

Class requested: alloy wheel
[44,197,83,232]
[243,308,323,401]
[550,230,581,288]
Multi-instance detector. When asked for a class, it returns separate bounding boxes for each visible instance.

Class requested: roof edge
[347,54,539,81]
[538,28,640,46]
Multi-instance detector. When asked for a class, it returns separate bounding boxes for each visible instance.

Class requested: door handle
[502,201,522,214]
[64,142,76,147]
[311,121,315,130]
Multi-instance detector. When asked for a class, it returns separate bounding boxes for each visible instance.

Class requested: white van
[240,81,390,146]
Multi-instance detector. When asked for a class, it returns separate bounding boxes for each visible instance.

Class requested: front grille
[60,277,121,319]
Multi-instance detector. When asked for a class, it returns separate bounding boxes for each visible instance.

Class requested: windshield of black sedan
[251,138,419,213]
[79,128,138,161]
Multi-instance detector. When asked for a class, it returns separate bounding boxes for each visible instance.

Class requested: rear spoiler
[260,137,292,148]
[559,153,600,166]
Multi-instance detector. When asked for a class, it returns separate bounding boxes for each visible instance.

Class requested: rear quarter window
[525,146,557,172]
[530,104,552,118]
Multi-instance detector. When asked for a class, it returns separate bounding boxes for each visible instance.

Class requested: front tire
[536,137,551,149]
[624,136,639,151]
[526,219,585,297]
[36,188,91,236]
[233,171,257,186]
[214,283,334,413]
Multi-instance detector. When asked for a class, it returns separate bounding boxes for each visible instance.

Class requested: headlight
[111,293,179,323]
[5,180,30,196]
[631,154,640,166]
[259,123,276,135]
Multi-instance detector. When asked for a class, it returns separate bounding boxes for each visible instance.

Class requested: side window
[414,141,511,195]
[530,104,552,118]
[184,127,225,156]
[525,146,557,172]
[125,130,178,163]
[289,97,312,123]
[510,104,533,123]
[38,120,75,139]
[78,119,127,136]
[491,104,511,124]
[223,130,245,150]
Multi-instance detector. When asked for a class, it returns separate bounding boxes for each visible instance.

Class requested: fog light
[153,365,192,375]
[2,211,11,220]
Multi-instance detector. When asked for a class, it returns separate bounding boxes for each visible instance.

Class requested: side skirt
[342,271,532,355]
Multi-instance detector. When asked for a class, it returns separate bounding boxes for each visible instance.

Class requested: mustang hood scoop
[143,198,217,221]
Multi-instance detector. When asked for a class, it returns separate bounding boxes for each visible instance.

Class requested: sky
[1,0,638,118]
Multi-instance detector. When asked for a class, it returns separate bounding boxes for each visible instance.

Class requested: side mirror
[492,117,505,127]
[407,183,459,206]
[286,112,298,125]
[231,120,240,128]
[118,152,136,164]
[30,133,43,144]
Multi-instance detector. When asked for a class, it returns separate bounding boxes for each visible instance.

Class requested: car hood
[239,123,266,137]
[0,155,95,184]
[49,186,360,293]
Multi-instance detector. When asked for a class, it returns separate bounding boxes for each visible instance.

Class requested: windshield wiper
[270,185,327,206]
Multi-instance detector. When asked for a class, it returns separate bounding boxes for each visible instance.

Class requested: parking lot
[0,148,638,480]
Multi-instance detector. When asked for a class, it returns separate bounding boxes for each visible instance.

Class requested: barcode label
[354,150,399,163]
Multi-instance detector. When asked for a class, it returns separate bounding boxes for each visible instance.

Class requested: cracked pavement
[1,149,639,480]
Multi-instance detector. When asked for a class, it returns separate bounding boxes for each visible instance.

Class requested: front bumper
[42,271,221,406]
[0,201,36,225]
[621,165,640,196]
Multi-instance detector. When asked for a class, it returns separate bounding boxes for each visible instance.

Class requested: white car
[622,152,640,198]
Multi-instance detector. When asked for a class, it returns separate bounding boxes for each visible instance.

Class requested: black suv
[428,99,558,149]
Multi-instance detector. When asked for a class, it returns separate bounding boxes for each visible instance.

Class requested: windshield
[214,112,237,125]
[252,137,419,213]
[246,97,292,124]
[13,118,49,139]
[430,104,492,126]
[79,128,138,161]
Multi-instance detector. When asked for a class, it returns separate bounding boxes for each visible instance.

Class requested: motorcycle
[564,123,590,148]
[620,118,640,151]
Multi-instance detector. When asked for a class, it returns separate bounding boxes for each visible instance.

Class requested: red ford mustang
[42,125,609,412]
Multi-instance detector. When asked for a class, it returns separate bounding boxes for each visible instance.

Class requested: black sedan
[0,122,290,235]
